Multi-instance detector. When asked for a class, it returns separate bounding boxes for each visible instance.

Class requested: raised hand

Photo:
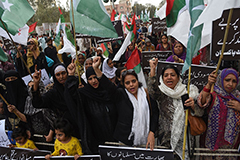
[149,57,158,69]
[92,56,101,69]
[149,57,158,77]
[33,65,41,83]
[33,65,41,91]
[67,59,76,76]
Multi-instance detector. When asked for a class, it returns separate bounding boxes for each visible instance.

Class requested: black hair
[115,67,127,78]
[122,70,143,88]
[107,58,112,64]
[161,65,180,78]
[53,118,73,138]
[160,34,168,43]
[115,67,127,84]
[12,127,28,140]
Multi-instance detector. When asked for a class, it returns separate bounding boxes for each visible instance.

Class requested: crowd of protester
[0,21,239,160]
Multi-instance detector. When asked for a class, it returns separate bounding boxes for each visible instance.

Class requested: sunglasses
[121,69,135,77]
[27,41,34,45]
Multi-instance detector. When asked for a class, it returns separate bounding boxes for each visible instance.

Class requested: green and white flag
[140,11,144,20]
[144,9,149,22]
[71,0,118,38]
[182,0,204,74]
[54,18,62,47]
[0,0,34,35]
[0,47,8,62]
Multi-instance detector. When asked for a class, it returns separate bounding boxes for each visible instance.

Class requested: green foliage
[132,2,157,18]
[27,0,70,26]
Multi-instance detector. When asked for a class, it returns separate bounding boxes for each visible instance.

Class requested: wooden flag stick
[71,0,81,84]
[0,93,20,119]
[0,19,33,78]
[182,66,191,159]
[210,8,233,92]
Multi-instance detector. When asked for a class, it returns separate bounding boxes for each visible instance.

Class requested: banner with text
[142,51,172,73]
[152,18,167,34]
[99,145,174,160]
[211,8,240,60]
[157,61,216,91]
[0,146,50,160]
[34,155,101,160]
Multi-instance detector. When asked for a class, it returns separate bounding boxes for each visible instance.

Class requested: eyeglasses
[121,69,135,77]
[27,41,34,45]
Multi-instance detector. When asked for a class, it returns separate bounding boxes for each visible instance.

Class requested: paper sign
[22,69,51,86]
[0,120,10,147]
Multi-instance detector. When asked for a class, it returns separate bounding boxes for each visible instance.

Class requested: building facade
[105,0,132,15]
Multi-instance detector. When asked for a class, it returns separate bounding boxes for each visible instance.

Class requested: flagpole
[0,92,20,119]
[0,19,33,78]
[182,66,191,159]
[210,8,233,92]
[71,0,81,84]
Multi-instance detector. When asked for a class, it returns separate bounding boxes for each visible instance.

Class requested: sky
[58,0,163,9]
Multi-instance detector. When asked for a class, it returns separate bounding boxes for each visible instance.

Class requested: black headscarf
[4,70,28,117]
[51,63,68,111]
[79,67,110,102]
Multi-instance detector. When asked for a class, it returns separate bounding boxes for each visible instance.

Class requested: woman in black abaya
[4,70,28,130]
[65,64,117,154]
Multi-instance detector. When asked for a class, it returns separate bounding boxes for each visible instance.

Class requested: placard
[0,146,50,160]
[211,8,240,60]
[0,120,10,147]
[34,155,101,160]
[96,20,124,44]
[22,69,51,86]
[142,51,172,73]
[156,61,216,91]
[99,145,174,160]
[152,18,167,34]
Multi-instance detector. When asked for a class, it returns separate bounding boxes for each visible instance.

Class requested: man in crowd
[44,37,60,65]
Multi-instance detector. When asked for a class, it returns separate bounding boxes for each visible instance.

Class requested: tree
[132,2,156,19]
[27,0,70,26]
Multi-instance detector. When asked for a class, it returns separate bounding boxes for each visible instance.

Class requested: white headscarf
[81,57,93,83]
[159,76,199,159]
[126,87,150,146]
[102,58,117,79]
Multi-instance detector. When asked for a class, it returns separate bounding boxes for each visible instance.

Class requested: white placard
[22,69,51,87]
[0,120,11,147]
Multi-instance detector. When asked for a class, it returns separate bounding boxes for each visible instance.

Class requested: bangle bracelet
[203,86,210,92]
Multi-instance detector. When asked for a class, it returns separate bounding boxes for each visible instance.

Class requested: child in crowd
[10,126,38,150]
[45,119,83,160]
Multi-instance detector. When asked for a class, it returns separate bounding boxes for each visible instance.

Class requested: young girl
[45,119,83,160]
[11,126,38,150]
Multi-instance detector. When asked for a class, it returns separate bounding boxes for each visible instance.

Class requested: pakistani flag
[58,25,76,59]
[54,18,62,47]
[144,9,149,22]
[71,0,118,38]
[0,47,8,62]
[113,14,136,61]
[0,0,34,35]
[140,11,144,21]
[182,0,204,74]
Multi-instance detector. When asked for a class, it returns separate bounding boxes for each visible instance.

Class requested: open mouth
[130,88,135,92]
[166,81,173,85]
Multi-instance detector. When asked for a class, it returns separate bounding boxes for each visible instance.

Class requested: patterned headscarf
[27,38,40,68]
[206,68,240,150]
